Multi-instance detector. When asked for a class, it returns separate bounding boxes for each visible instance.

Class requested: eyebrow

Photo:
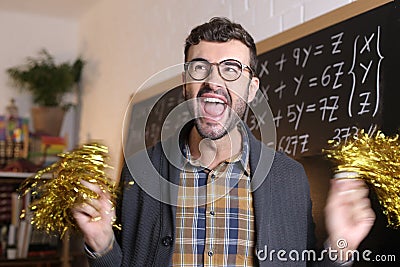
[188,57,208,62]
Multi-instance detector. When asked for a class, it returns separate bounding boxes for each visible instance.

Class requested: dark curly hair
[184,17,257,72]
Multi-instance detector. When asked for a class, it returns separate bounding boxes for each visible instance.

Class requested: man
[72,17,375,266]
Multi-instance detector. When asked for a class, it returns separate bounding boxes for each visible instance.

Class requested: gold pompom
[18,143,119,237]
[325,130,400,228]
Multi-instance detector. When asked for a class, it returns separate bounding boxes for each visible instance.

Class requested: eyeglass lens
[187,60,244,81]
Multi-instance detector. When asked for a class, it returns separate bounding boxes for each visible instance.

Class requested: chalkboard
[123,0,400,160]
[255,0,399,158]
[123,84,185,157]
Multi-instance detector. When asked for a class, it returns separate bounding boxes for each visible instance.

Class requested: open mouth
[199,93,228,120]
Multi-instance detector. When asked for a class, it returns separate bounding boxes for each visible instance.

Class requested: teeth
[204,97,225,104]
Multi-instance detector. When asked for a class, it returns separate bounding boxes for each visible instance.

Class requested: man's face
[184,40,259,140]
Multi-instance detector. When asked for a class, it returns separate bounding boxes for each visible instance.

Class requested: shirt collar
[182,123,250,175]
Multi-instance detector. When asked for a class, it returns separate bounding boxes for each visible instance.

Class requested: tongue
[204,102,225,116]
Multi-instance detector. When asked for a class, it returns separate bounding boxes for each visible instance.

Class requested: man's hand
[325,178,375,256]
[71,180,116,252]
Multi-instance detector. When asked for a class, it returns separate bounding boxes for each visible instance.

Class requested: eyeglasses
[185,59,254,82]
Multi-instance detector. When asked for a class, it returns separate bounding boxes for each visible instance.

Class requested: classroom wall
[78,0,355,175]
[0,11,78,123]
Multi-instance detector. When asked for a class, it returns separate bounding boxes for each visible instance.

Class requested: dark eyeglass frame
[184,58,254,82]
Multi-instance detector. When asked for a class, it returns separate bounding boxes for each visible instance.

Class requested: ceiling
[0,0,98,19]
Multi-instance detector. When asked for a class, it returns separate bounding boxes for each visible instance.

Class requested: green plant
[7,49,84,107]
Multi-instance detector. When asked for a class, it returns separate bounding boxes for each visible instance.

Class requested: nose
[205,65,224,90]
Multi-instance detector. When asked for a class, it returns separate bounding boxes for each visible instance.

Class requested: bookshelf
[0,171,70,267]
[0,256,61,267]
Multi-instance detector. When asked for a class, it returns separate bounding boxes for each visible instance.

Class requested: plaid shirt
[172,131,255,267]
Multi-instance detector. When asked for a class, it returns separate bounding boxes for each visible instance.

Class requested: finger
[73,202,101,217]
[327,189,368,209]
[80,179,103,195]
[329,179,369,199]
[352,198,372,210]
[353,210,376,238]
[333,178,367,191]
[337,187,370,201]
[360,208,376,223]
[72,201,115,224]
[80,179,113,207]
[86,197,115,222]
[352,198,375,219]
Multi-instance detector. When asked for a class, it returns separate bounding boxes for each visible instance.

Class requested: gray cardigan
[89,124,337,267]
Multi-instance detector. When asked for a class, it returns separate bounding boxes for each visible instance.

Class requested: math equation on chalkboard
[251,3,396,158]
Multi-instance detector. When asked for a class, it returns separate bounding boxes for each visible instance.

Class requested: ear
[247,76,259,103]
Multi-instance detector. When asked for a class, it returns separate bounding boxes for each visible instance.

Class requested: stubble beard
[185,87,248,140]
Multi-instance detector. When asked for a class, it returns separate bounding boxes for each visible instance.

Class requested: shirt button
[208,250,214,257]
[210,210,215,216]
[161,236,173,247]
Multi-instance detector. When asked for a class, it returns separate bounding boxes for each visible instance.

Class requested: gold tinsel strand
[325,130,400,228]
[18,143,119,237]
